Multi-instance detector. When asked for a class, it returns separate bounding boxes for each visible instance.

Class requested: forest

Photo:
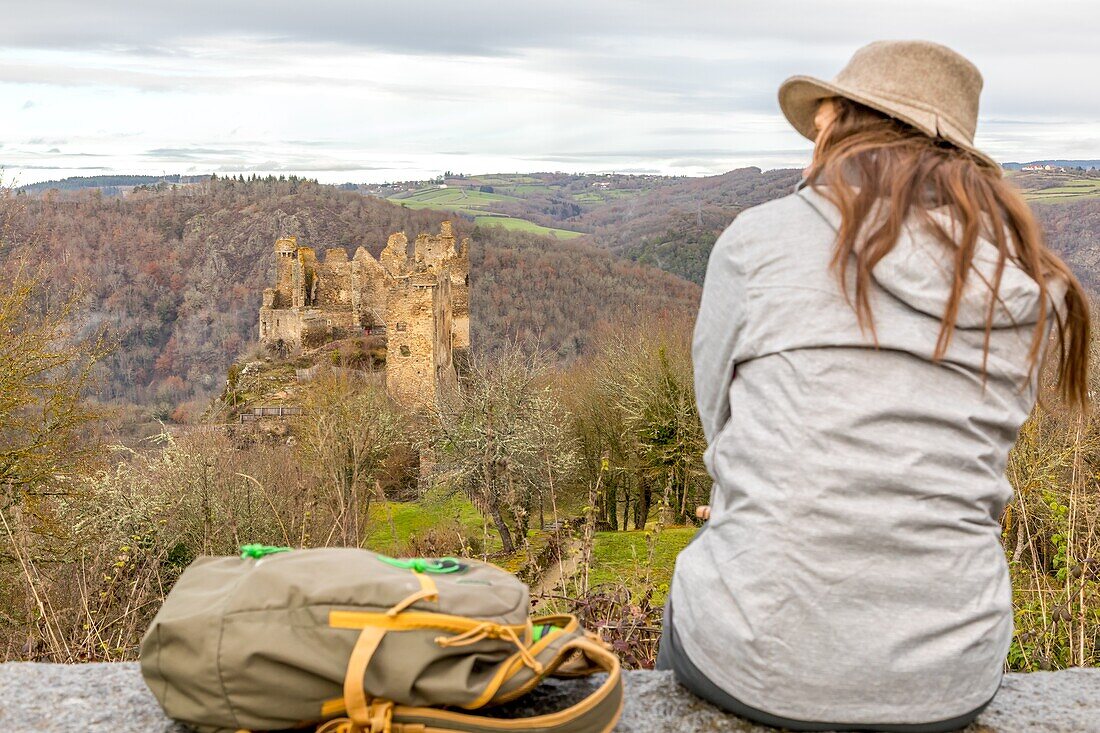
[0,178,699,433]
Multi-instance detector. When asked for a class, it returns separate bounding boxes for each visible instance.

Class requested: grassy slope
[356,494,697,607]
[588,527,697,604]
[470,216,584,238]
[364,491,487,554]
[388,184,584,239]
[1012,171,1100,203]
[1022,178,1100,203]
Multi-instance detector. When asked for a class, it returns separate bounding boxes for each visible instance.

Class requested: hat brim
[777,75,1001,173]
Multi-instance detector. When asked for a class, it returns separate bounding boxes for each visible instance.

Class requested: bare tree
[293,373,403,547]
[430,347,575,554]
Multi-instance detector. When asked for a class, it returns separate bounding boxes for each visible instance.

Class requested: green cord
[240,544,292,559]
[376,554,464,574]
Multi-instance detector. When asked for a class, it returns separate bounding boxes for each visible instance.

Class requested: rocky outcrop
[1,663,1098,733]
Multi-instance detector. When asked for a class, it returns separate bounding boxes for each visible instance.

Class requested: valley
[3,164,1100,671]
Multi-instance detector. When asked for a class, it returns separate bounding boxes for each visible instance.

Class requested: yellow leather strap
[387,637,624,733]
[343,625,388,728]
[386,589,438,617]
[414,571,439,598]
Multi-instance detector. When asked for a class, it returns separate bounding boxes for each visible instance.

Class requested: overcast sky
[1,0,1097,185]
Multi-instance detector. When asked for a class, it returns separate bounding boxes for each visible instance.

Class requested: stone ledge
[0,662,1098,733]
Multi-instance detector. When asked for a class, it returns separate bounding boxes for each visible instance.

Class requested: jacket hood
[798,187,1068,330]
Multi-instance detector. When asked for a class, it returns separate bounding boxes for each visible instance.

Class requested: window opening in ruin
[396,322,407,331]
[400,345,411,357]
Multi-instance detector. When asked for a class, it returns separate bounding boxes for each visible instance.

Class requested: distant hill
[1003,160,1100,171]
[573,167,803,284]
[374,167,1099,288]
[16,173,213,195]
[361,168,803,284]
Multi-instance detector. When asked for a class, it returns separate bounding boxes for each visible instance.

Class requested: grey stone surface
[0,662,1098,732]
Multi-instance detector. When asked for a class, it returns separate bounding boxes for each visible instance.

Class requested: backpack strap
[319,636,623,733]
[402,636,622,733]
[342,625,390,726]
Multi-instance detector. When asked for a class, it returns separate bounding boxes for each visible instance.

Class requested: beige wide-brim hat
[778,40,1001,173]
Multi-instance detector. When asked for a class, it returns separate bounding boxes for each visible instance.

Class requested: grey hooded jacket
[669,186,1068,724]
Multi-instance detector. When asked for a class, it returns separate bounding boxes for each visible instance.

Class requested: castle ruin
[258,221,470,409]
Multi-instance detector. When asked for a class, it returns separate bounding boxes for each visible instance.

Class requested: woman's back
[670,186,1066,724]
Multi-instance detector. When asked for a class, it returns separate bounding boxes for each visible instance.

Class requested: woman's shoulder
[733,188,822,229]
[717,189,827,241]
[713,188,835,256]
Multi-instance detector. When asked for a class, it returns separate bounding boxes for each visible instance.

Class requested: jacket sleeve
[693,217,749,446]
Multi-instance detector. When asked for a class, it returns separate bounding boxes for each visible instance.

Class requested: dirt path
[530,537,584,604]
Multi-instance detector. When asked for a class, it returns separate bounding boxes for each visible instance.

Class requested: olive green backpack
[140,546,623,733]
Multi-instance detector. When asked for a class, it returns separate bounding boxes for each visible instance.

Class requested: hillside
[1012,170,1100,204]
[572,168,803,283]
[8,167,1097,419]
[362,168,1100,287]
[468,226,699,358]
[1033,198,1100,292]
[2,178,699,415]
[364,168,803,284]
[1003,159,1100,171]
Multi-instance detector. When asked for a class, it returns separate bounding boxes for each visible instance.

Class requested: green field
[387,184,584,239]
[588,527,696,604]
[390,186,521,209]
[360,495,695,606]
[471,215,584,238]
[364,491,487,555]
[1023,178,1100,203]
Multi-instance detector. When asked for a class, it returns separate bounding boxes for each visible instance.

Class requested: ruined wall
[380,233,408,276]
[351,247,389,330]
[291,247,318,309]
[433,273,458,398]
[259,308,305,350]
[314,249,351,312]
[259,307,333,351]
[414,220,456,268]
[450,239,470,355]
[313,249,358,337]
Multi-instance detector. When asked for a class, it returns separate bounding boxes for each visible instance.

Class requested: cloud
[2,1,1097,59]
[2,164,109,170]
[0,60,374,93]
[0,0,1096,185]
[521,149,744,162]
[213,160,393,173]
[145,147,250,158]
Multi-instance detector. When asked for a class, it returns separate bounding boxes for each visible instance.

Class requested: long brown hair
[804,97,1090,409]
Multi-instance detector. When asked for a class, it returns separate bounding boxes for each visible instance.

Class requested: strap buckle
[366,700,394,733]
